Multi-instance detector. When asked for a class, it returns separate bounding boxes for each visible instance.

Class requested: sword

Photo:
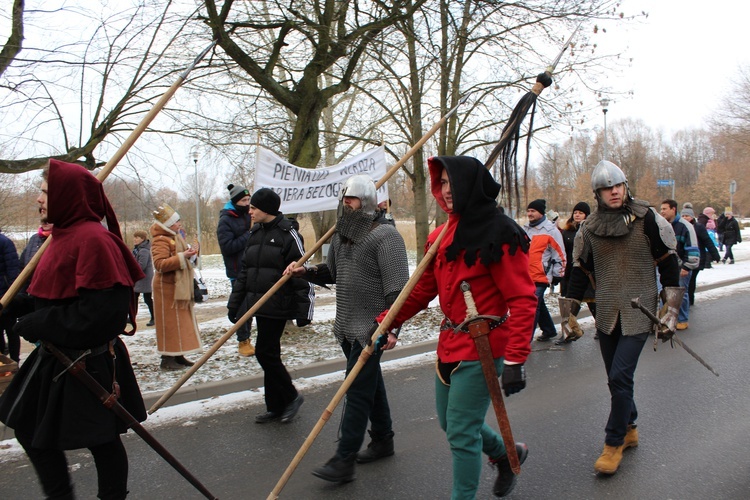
[629,298,719,377]
[454,281,520,474]
[42,342,218,499]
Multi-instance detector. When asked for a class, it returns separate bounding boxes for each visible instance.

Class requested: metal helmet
[591,160,628,193]
[339,174,377,215]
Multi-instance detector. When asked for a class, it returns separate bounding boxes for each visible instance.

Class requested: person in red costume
[376,156,537,499]
[0,160,146,500]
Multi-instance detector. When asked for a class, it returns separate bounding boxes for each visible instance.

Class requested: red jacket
[378,217,537,364]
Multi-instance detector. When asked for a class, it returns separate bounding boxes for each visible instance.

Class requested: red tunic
[379,216,537,364]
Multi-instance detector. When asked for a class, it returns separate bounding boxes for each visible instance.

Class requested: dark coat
[722,217,742,246]
[0,286,146,449]
[132,239,154,294]
[217,204,252,280]
[0,233,20,295]
[692,220,721,269]
[227,214,314,323]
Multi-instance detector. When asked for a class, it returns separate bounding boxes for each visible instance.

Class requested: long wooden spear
[268,26,583,497]
[0,40,217,313]
[148,94,470,414]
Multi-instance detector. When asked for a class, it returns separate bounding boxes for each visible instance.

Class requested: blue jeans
[678,271,691,322]
[533,283,556,339]
[435,359,506,500]
[598,322,647,446]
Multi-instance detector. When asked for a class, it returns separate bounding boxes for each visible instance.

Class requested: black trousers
[337,339,392,457]
[15,428,129,500]
[255,316,297,413]
[0,312,20,361]
[135,292,154,320]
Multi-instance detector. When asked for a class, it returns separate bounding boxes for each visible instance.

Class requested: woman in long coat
[150,204,202,370]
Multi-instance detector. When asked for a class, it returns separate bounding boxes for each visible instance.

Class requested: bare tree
[0,1,200,174]
[0,0,24,78]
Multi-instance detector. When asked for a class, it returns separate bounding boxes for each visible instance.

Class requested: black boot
[160,356,183,370]
[491,442,529,497]
[356,430,395,463]
[312,453,356,483]
[174,355,195,367]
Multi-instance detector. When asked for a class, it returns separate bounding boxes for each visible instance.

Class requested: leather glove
[13,315,39,343]
[657,302,678,342]
[551,276,562,286]
[501,363,526,397]
[227,310,237,324]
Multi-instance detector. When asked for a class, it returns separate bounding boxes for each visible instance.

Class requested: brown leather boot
[594,444,624,474]
[623,425,639,449]
[160,356,184,370]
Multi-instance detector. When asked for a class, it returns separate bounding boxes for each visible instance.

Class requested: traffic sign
[657,179,673,187]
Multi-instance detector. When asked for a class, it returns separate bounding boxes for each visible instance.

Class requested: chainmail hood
[337,206,376,243]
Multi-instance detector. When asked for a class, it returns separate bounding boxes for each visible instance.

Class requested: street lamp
[600,97,610,160]
[192,150,202,270]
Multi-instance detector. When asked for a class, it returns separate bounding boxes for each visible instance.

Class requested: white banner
[254,146,389,213]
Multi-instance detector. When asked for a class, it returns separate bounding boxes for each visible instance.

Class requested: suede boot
[356,430,395,463]
[623,424,639,449]
[491,442,528,497]
[160,356,183,370]
[594,444,624,474]
[174,355,195,367]
[312,453,356,483]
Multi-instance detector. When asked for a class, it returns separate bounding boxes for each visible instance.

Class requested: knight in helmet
[285,174,409,483]
[564,160,681,475]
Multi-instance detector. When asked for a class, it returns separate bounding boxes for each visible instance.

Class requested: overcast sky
[594,0,750,133]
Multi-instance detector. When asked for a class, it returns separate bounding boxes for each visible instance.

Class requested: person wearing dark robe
[0,159,146,500]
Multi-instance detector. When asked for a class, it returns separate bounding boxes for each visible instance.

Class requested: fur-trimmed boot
[356,430,395,463]
[594,444,624,474]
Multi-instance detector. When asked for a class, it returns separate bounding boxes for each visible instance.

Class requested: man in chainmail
[565,160,680,476]
[286,174,409,483]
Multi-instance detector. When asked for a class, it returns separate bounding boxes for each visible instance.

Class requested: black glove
[228,310,237,324]
[501,363,526,397]
[551,276,562,286]
[13,315,39,343]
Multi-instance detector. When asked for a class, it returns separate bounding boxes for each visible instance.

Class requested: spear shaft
[148,94,470,414]
[0,40,217,313]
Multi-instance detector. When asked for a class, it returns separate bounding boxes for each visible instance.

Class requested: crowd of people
[0,155,744,498]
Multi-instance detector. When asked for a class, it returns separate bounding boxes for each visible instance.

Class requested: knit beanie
[572,201,591,217]
[228,183,250,205]
[681,202,695,218]
[250,188,281,215]
[527,199,546,214]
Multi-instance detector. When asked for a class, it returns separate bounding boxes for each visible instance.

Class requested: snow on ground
[1,230,749,460]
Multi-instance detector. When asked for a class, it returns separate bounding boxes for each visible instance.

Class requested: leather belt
[441,312,509,333]
[54,341,111,360]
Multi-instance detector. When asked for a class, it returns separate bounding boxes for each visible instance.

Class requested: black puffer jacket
[217,204,252,279]
[227,215,314,322]
[722,217,742,246]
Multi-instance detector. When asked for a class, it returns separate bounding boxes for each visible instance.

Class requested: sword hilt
[460,281,479,318]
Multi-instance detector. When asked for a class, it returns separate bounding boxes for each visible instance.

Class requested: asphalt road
[2,287,749,499]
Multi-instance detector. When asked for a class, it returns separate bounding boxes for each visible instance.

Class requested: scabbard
[466,322,520,474]
[43,342,217,499]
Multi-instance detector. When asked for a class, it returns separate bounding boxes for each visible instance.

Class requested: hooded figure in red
[0,159,146,500]
[377,156,537,499]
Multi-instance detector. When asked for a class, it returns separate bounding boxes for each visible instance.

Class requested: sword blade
[630,298,719,377]
[670,334,720,377]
